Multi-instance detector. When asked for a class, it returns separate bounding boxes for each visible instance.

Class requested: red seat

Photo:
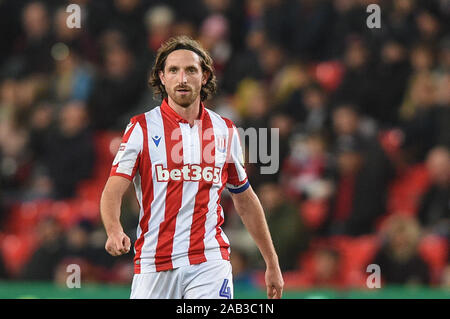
[50,200,80,229]
[310,60,344,92]
[300,200,328,230]
[1,233,37,276]
[418,235,448,284]
[386,164,430,216]
[76,130,122,201]
[340,235,379,287]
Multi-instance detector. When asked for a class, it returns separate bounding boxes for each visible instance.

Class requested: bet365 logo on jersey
[156,164,221,184]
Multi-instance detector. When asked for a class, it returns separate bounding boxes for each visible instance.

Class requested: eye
[187,67,197,74]
[168,67,177,73]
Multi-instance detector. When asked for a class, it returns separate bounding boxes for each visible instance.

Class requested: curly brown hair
[149,36,217,101]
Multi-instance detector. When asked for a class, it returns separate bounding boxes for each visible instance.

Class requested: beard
[169,86,200,108]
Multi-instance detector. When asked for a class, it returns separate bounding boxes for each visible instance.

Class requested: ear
[202,70,210,86]
[159,70,165,86]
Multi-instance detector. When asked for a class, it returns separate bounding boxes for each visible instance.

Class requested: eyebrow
[166,64,200,70]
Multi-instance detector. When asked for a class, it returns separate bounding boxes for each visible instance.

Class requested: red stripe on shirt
[133,114,152,274]
[214,117,236,260]
[154,112,184,271]
[215,167,230,260]
[188,111,214,264]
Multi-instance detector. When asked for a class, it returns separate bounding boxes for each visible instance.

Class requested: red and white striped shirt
[110,99,249,273]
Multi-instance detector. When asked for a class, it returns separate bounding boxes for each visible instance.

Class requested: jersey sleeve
[110,117,143,181]
[226,124,250,194]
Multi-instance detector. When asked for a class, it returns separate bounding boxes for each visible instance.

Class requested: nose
[179,70,187,85]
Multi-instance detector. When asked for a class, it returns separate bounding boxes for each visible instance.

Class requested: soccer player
[100,36,284,299]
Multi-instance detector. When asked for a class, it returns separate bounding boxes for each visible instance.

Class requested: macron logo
[152,135,161,147]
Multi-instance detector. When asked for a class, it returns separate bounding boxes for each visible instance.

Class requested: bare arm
[230,186,284,299]
[100,175,132,256]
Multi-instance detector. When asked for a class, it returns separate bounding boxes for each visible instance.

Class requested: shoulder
[129,106,161,125]
[205,107,236,129]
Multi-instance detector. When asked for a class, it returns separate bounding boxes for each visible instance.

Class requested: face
[159,49,209,108]
[333,107,358,135]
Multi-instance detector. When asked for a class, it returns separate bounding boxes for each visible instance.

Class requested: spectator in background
[400,72,442,162]
[144,5,175,55]
[441,259,450,289]
[230,247,256,290]
[221,27,266,94]
[417,146,450,238]
[52,6,99,65]
[326,0,368,59]
[55,218,127,283]
[21,217,65,281]
[321,133,389,236]
[235,79,269,129]
[399,43,437,121]
[261,0,291,49]
[268,112,295,180]
[415,8,443,47]
[32,102,94,199]
[257,182,310,271]
[0,252,7,279]
[371,214,430,286]
[49,47,94,104]
[87,37,146,130]
[372,40,411,127]
[11,1,54,76]
[234,79,274,188]
[198,14,232,78]
[60,219,96,261]
[288,0,336,61]
[298,83,330,134]
[109,0,147,55]
[384,0,418,47]
[310,246,345,288]
[281,132,332,202]
[271,62,311,121]
[331,37,376,121]
[318,104,392,236]
[0,77,42,202]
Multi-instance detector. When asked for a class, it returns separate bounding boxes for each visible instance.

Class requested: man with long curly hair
[100,36,284,299]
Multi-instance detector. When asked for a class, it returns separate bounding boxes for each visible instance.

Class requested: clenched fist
[105,231,131,256]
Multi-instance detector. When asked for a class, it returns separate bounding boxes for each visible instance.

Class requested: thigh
[130,270,183,299]
[183,260,233,299]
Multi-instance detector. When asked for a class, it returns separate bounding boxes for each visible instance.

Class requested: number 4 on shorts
[219,279,231,299]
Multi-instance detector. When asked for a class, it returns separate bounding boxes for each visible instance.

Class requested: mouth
[176,88,191,96]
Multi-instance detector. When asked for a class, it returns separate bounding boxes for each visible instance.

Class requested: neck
[167,96,202,126]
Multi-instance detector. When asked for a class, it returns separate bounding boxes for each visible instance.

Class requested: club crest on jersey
[152,135,162,147]
[216,136,226,153]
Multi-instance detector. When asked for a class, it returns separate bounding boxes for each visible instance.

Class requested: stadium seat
[385,164,430,217]
[378,129,403,157]
[50,200,80,229]
[418,235,448,284]
[310,60,344,92]
[76,131,122,203]
[1,233,37,276]
[300,200,328,230]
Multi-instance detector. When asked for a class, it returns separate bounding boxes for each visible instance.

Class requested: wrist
[106,226,124,237]
[265,255,280,270]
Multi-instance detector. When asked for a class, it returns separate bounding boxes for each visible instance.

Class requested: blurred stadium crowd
[0,0,448,291]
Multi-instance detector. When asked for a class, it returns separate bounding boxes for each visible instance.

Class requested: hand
[105,231,131,256]
[265,265,284,299]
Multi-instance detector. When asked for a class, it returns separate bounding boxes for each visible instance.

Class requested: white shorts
[130,259,233,299]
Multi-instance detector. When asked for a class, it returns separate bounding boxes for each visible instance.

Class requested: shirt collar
[160,98,206,124]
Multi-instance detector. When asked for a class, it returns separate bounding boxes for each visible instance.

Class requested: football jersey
[110,99,249,273]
